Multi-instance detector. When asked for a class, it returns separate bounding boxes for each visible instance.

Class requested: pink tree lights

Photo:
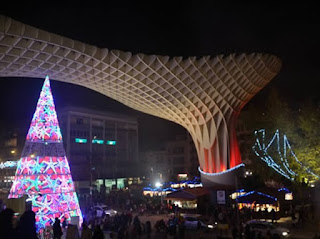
[8,76,82,229]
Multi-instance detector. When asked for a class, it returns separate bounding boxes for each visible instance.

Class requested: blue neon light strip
[278,187,291,193]
[198,163,245,176]
[236,190,277,201]
[143,187,177,192]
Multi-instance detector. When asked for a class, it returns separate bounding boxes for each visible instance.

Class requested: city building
[141,132,199,183]
[0,127,26,195]
[166,133,199,180]
[0,127,26,162]
[236,115,253,166]
[58,106,140,193]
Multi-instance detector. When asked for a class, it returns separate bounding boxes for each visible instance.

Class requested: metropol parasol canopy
[0,15,281,186]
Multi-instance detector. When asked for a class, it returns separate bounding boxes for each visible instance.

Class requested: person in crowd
[92,224,104,239]
[145,221,152,239]
[232,226,238,239]
[16,210,38,239]
[0,208,17,239]
[244,223,250,239]
[178,218,185,239]
[62,216,68,229]
[271,208,276,223]
[53,217,63,239]
[66,223,80,239]
[81,221,92,239]
[168,216,177,239]
[133,215,142,238]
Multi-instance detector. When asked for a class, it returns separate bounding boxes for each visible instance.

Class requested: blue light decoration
[252,129,320,181]
[198,163,245,176]
[236,190,278,202]
[278,187,291,193]
[143,187,177,192]
[0,160,18,169]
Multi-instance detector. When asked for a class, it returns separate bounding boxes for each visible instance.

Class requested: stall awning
[165,187,209,201]
[236,191,277,204]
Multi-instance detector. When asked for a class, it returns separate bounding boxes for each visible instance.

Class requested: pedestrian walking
[16,210,38,239]
[53,217,63,239]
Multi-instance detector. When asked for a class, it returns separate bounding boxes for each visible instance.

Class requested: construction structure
[0,15,282,186]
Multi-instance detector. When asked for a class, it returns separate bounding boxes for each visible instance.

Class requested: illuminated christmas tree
[9,76,82,229]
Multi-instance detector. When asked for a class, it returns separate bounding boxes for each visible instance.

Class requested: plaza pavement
[60,214,319,239]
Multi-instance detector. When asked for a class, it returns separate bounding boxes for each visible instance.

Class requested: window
[106,140,116,145]
[75,138,87,143]
[76,118,83,125]
[92,139,104,144]
[173,147,184,154]
[173,157,184,164]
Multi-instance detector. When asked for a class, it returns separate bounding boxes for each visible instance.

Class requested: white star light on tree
[44,157,58,174]
[31,158,43,174]
[19,158,33,174]
[57,157,70,174]
[39,195,53,213]
[60,177,72,192]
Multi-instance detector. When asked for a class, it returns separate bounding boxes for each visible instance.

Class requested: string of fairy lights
[253,129,320,181]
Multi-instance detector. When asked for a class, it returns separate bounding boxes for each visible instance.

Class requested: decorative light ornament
[236,190,278,202]
[252,129,320,181]
[198,163,245,176]
[8,76,82,230]
[0,160,18,169]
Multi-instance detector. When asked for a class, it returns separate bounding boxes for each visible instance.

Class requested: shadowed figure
[53,217,63,239]
[92,225,104,239]
[16,210,38,239]
[0,208,17,239]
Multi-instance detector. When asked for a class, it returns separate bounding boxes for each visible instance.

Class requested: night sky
[0,4,320,150]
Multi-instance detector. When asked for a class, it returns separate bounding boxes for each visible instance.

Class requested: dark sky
[0,4,320,150]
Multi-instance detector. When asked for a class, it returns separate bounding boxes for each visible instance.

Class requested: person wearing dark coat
[16,210,38,239]
[81,222,92,239]
[92,225,104,239]
[145,221,152,239]
[53,217,63,239]
[0,208,17,239]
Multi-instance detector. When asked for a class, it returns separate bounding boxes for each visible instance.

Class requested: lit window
[75,138,87,143]
[92,139,104,144]
[106,140,116,145]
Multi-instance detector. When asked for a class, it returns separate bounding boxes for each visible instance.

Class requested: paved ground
[60,214,318,239]
[273,216,318,239]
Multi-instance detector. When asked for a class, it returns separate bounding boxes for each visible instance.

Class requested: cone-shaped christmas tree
[9,76,82,229]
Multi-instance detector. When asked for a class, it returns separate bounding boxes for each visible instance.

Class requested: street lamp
[155,182,162,188]
[155,182,164,205]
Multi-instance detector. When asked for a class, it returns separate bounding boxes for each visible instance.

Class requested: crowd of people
[0,208,38,239]
[0,187,316,239]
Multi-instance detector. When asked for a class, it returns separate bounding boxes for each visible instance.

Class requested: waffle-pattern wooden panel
[0,15,281,175]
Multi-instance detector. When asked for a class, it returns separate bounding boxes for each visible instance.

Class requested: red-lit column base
[198,112,244,186]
